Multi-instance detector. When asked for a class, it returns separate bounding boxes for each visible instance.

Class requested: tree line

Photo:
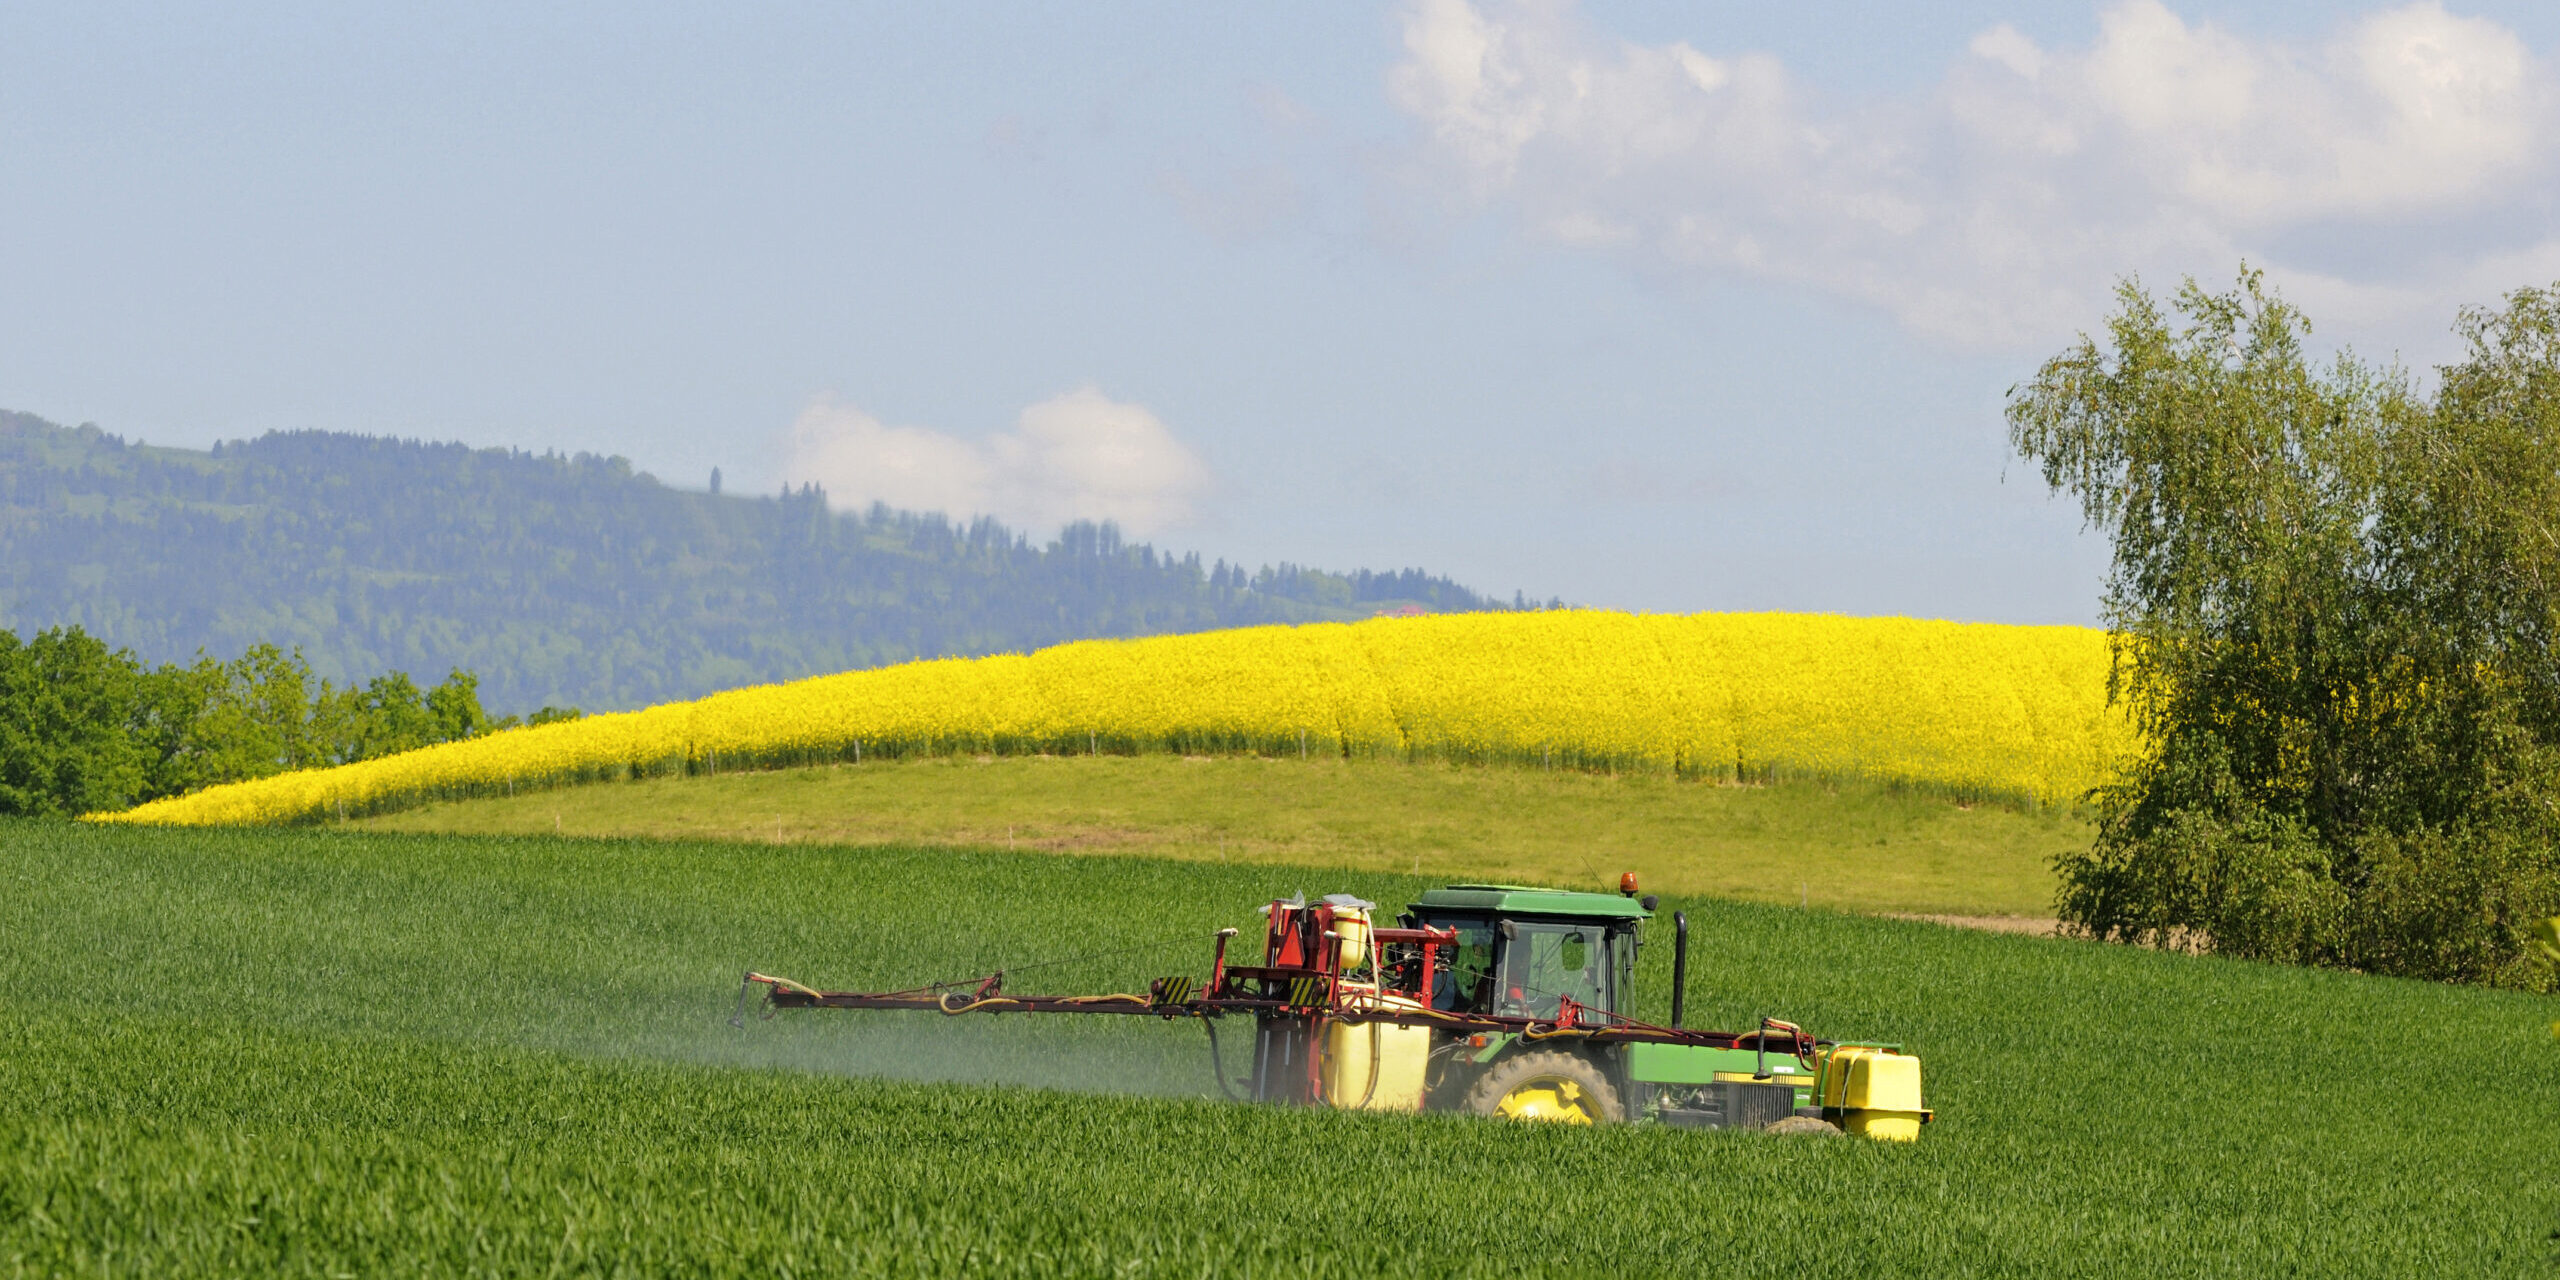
[0,625,576,818]
[2011,270,2560,990]
[0,417,1523,713]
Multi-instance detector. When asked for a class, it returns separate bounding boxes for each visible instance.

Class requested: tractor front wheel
[1461,1050,1624,1124]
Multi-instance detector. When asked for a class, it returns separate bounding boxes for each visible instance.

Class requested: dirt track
[1886,913,2061,937]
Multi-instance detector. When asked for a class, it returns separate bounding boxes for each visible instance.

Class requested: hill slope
[0,411,1511,712]
[102,609,2126,827]
[361,757,2086,917]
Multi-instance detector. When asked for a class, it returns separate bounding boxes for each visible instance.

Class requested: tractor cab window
[1497,920,1613,1021]
[1417,916,1497,1014]
[1614,924,1637,1017]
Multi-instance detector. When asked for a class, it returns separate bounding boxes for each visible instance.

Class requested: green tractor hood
[1409,884,1653,921]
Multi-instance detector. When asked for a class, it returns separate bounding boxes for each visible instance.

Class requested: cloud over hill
[785,388,1214,538]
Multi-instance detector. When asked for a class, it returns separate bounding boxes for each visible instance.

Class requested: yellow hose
[936,993,1022,1014]
[748,972,823,999]
[934,992,1149,1014]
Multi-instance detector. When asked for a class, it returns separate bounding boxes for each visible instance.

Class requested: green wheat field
[5,818,2554,1276]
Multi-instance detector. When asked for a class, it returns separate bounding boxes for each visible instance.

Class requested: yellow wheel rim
[1492,1074,1599,1124]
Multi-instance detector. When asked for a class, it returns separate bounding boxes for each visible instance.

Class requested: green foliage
[2,822,2552,1274]
[423,668,489,742]
[176,643,332,783]
[0,413,1514,712]
[0,626,505,816]
[2012,270,2560,987]
[516,703,585,728]
[0,628,146,816]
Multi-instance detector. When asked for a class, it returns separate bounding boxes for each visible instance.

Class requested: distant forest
[0,412,1534,714]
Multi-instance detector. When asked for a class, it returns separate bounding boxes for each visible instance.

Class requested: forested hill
[0,412,1521,713]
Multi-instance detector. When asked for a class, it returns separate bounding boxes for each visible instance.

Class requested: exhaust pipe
[1671,911,1689,1028]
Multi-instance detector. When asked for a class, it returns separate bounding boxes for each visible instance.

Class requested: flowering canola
[93,610,2134,826]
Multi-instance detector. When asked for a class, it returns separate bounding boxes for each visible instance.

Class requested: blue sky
[9,2,2560,622]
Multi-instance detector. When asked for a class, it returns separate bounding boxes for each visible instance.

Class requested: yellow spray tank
[1323,988,1433,1111]
[1317,904,1431,1111]
[1331,904,1370,971]
[1818,1045,1932,1140]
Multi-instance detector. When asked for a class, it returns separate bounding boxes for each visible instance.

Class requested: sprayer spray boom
[739,881,1929,1137]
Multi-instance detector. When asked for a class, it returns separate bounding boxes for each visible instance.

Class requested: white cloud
[1387,0,2558,348]
[784,388,1214,537]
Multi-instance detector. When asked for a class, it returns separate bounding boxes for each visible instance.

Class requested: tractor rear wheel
[1461,1050,1624,1124]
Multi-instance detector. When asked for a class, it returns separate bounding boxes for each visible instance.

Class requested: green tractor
[747,879,1930,1138]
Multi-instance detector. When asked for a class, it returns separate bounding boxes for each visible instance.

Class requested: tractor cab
[1401,884,1650,1023]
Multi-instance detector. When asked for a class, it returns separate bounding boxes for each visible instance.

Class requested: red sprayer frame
[741,896,1818,1064]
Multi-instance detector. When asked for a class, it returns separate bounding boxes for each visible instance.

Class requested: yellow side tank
[1818,1046,1930,1141]
[1322,987,1432,1112]
[1331,907,1371,971]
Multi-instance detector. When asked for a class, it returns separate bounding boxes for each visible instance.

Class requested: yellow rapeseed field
[92,611,2134,826]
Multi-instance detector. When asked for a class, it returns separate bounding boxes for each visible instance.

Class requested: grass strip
[359,755,2086,918]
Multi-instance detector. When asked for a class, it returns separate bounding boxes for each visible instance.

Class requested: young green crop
[4,821,2553,1276]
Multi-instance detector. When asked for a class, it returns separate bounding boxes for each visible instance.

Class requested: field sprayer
[740,877,1930,1138]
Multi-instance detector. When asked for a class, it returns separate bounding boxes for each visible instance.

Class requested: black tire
[1459,1049,1625,1124]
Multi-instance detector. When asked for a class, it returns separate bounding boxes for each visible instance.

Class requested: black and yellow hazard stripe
[1152,975,1196,1006]
[1287,976,1327,1009]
